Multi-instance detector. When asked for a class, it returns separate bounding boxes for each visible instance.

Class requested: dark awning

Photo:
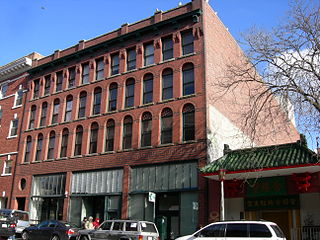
[201,141,320,180]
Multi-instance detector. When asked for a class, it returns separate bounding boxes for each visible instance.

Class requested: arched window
[47,131,56,159]
[125,78,135,108]
[74,125,83,156]
[162,68,173,100]
[123,116,133,149]
[29,105,37,129]
[161,108,173,144]
[64,95,73,122]
[92,87,102,115]
[78,91,87,118]
[89,122,99,154]
[141,112,152,147]
[143,73,153,104]
[182,104,195,141]
[182,63,194,96]
[24,136,32,163]
[105,119,115,152]
[108,83,118,112]
[51,99,60,124]
[35,133,43,162]
[40,102,48,127]
[60,128,69,158]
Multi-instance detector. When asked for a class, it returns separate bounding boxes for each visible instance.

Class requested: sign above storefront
[245,195,300,211]
[246,176,287,197]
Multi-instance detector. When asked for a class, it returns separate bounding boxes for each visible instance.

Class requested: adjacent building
[3,0,299,239]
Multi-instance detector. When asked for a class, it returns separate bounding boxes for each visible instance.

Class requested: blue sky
[0,0,292,66]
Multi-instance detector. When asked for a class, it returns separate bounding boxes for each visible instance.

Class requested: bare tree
[218,0,319,146]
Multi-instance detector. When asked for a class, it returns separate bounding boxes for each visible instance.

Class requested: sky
[1,0,317,149]
[0,0,292,66]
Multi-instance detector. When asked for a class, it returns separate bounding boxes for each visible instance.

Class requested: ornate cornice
[0,57,32,82]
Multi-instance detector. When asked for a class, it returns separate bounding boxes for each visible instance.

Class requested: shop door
[156,193,180,240]
[262,211,290,239]
[40,198,64,221]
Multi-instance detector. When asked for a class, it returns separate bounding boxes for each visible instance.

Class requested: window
[108,83,117,111]
[122,116,133,149]
[74,126,83,156]
[4,156,12,175]
[0,83,8,99]
[60,128,69,158]
[127,48,136,71]
[162,36,173,61]
[68,67,76,88]
[78,91,87,118]
[47,131,56,159]
[161,108,173,144]
[105,119,115,152]
[182,63,194,95]
[111,53,119,75]
[64,95,73,122]
[35,134,43,161]
[249,224,272,237]
[24,136,32,163]
[92,87,102,115]
[226,224,248,237]
[89,122,99,154]
[143,74,153,104]
[40,102,48,127]
[29,105,36,129]
[10,118,18,137]
[33,79,40,99]
[95,58,104,80]
[55,71,63,92]
[44,75,51,96]
[15,89,23,106]
[144,42,154,66]
[141,112,152,147]
[125,78,135,108]
[162,68,173,100]
[81,63,89,84]
[197,224,226,237]
[182,104,195,141]
[181,30,194,55]
[51,99,60,124]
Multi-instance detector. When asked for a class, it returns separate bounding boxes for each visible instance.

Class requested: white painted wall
[225,197,244,220]
[300,193,320,225]
[207,104,254,162]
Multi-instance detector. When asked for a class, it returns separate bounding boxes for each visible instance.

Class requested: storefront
[129,161,199,240]
[29,174,66,223]
[68,168,123,225]
[201,141,320,240]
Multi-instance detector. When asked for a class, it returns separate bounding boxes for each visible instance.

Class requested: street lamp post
[219,169,226,221]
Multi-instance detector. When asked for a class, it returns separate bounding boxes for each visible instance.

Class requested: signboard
[244,195,300,211]
[148,192,156,203]
[246,176,287,197]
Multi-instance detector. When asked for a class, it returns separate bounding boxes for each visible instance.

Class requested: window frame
[144,42,154,66]
[68,67,76,88]
[24,136,32,163]
[95,58,104,80]
[141,112,152,147]
[60,129,69,158]
[89,123,99,154]
[162,36,173,61]
[110,53,120,76]
[161,108,173,144]
[40,102,48,127]
[122,116,133,150]
[44,75,51,96]
[47,131,56,160]
[108,83,118,112]
[125,79,135,108]
[182,63,195,96]
[29,105,36,129]
[35,134,43,162]
[74,126,83,156]
[78,91,87,119]
[92,87,102,115]
[143,74,153,104]
[33,79,40,99]
[64,95,73,122]
[105,119,115,152]
[126,48,136,71]
[162,68,173,100]
[55,71,63,92]
[181,30,194,55]
[182,104,195,141]
[10,118,19,137]
[81,63,90,84]
[51,99,60,124]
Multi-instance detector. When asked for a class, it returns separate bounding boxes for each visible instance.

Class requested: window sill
[178,52,196,59]
[48,123,59,127]
[178,93,196,100]
[7,135,18,139]
[75,117,86,122]
[43,159,55,162]
[109,73,121,79]
[56,157,68,160]
[101,151,115,155]
[158,98,174,104]
[103,110,118,115]
[85,153,100,157]
[89,114,102,118]
[1,173,12,177]
[120,107,135,112]
[157,143,174,148]
[12,105,22,109]
[140,63,156,70]
[139,146,153,150]
[139,102,154,108]
[160,58,175,64]
[31,161,41,164]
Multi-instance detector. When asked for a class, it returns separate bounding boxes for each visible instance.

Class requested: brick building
[0,53,42,209]
[5,0,299,238]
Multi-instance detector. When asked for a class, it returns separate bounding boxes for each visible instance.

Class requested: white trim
[0,152,17,157]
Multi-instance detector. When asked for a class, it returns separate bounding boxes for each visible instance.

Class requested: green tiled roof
[201,141,319,174]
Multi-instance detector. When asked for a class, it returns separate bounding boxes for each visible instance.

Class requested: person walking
[93,218,100,229]
[85,216,94,229]
[81,217,87,229]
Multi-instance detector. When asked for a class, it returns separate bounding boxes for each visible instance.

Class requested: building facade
[0,53,42,210]
[5,0,299,239]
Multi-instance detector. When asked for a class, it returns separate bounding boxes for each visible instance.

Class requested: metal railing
[291,226,320,240]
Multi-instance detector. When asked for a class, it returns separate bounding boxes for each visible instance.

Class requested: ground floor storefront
[27,161,201,239]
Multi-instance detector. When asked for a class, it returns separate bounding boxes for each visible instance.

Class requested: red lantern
[291,173,311,192]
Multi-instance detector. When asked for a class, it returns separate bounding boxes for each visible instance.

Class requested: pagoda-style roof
[201,141,320,180]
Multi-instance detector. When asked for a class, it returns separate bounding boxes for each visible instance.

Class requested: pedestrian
[93,218,100,229]
[81,217,87,229]
[85,216,94,229]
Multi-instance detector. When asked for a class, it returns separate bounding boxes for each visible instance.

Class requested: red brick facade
[1,0,299,236]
